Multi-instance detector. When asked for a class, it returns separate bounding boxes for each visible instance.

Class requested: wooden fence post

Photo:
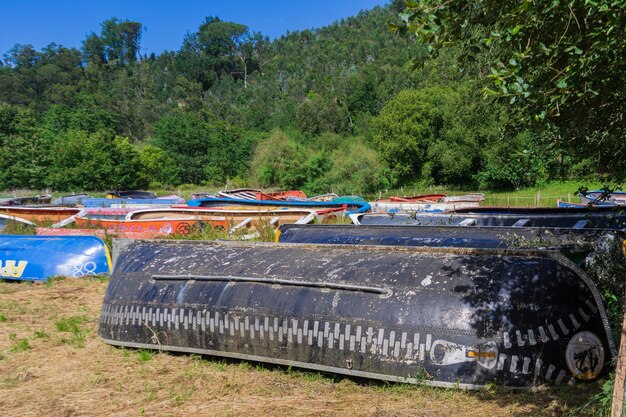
[611,284,626,417]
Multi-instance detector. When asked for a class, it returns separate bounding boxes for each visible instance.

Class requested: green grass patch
[136,349,154,362]
[0,313,6,323]
[44,276,66,287]
[0,221,36,235]
[55,315,89,348]
[10,339,31,353]
[33,329,48,339]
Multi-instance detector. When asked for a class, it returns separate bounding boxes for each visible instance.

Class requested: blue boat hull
[0,235,112,281]
[188,197,370,215]
[83,198,183,208]
[558,200,616,208]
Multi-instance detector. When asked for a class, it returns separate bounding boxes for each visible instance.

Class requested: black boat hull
[100,240,614,388]
[352,212,626,230]
[277,224,619,253]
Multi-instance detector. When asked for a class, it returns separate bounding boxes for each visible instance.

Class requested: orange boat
[74,216,229,239]
[127,208,321,239]
[0,207,82,226]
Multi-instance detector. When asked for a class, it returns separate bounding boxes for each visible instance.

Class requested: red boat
[377,194,447,203]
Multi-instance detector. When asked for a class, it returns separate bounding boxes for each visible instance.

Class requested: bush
[321,139,394,195]
[250,129,308,189]
[139,144,180,187]
[153,111,252,185]
[475,130,549,190]
[47,129,148,191]
[371,85,503,187]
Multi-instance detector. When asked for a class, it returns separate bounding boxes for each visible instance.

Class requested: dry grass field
[0,278,607,417]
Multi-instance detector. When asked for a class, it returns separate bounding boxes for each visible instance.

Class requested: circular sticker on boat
[565,331,605,380]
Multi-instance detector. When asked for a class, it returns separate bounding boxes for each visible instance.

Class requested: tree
[296,93,352,136]
[395,0,626,181]
[82,18,143,65]
[370,87,446,182]
[152,111,252,184]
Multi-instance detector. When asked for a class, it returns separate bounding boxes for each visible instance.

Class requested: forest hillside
[0,1,622,194]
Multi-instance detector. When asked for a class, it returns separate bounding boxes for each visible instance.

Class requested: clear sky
[0,0,388,56]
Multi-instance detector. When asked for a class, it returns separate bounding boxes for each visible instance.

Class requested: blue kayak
[0,235,112,281]
[187,197,371,215]
[557,200,615,208]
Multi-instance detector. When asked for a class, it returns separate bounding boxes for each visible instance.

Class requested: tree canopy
[0,3,621,192]
[395,0,626,182]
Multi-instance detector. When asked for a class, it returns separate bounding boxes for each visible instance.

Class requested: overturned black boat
[277,223,620,255]
[351,211,626,230]
[100,240,614,388]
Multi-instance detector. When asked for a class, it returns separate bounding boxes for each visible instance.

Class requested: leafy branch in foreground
[394,0,626,183]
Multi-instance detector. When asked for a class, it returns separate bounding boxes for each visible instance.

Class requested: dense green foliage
[0,4,620,192]
[396,0,626,183]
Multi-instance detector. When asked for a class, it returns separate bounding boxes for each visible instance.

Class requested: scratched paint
[100,240,614,388]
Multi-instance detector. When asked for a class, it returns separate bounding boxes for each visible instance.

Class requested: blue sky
[0,0,387,56]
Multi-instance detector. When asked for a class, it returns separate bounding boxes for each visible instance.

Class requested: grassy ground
[0,278,608,417]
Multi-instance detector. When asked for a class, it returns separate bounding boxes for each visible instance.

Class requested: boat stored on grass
[0,207,82,226]
[0,194,52,206]
[0,235,111,281]
[106,190,157,199]
[376,194,447,203]
[100,240,614,388]
[580,190,626,206]
[127,208,323,239]
[217,188,307,201]
[0,214,35,232]
[82,198,182,209]
[351,211,626,230]
[75,215,229,239]
[276,223,621,255]
[188,197,370,215]
[557,199,616,209]
[52,193,91,206]
[35,227,107,238]
[82,208,136,220]
[442,193,485,203]
[369,201,479,213]
[451,206,624,214]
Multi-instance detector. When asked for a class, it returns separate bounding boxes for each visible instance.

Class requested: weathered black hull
[277,224,617,254]
[100,240,614,388]
[353,212,626,230]
[452,206,625,214]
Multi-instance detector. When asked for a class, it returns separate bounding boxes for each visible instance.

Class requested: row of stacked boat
[2,188,626,390]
